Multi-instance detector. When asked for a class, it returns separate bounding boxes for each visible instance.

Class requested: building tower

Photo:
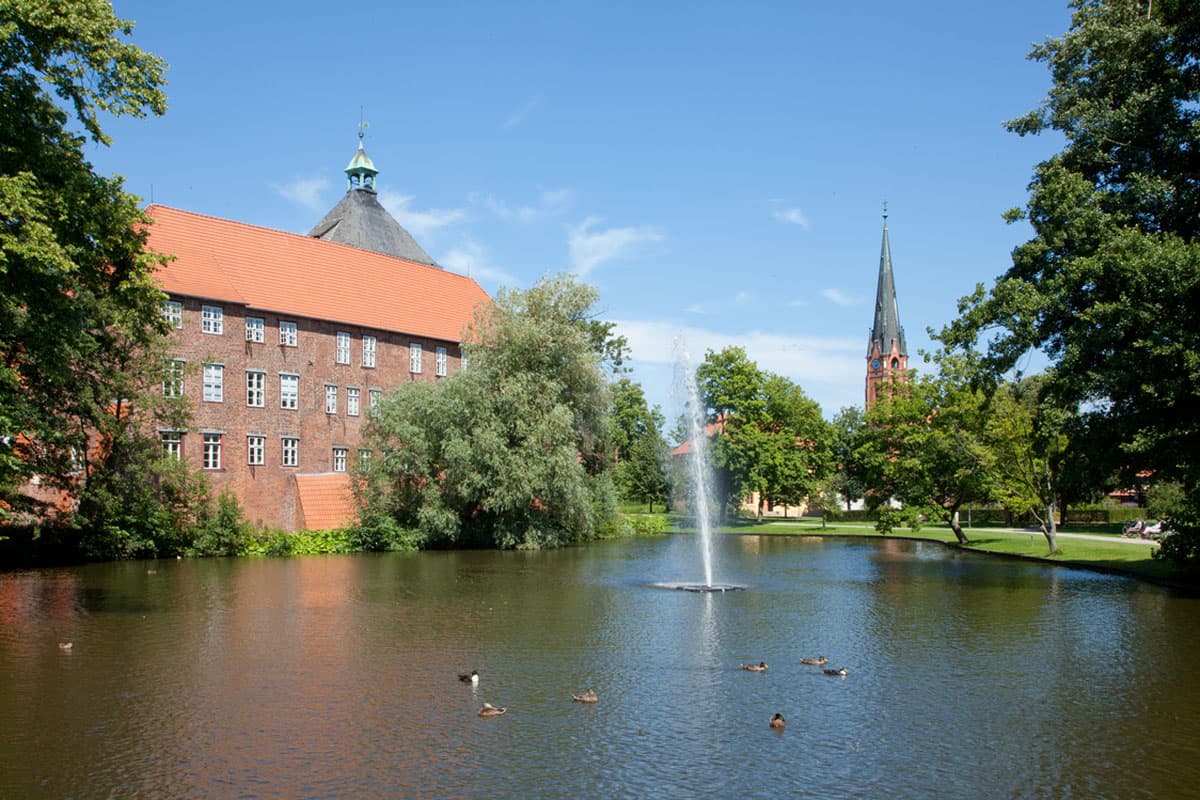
[865,207,908,408]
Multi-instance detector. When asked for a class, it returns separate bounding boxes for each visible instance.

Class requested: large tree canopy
[1,1,168,518]
[939,0,1200,512]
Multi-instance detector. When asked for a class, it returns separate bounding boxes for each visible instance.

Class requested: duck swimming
[478,702,507,717]
[458,670,479,685]
[572,689,599,703]
[770,713,786,730]
[800,656,826,665]
[741,661,768,672]
[823,667,848,676]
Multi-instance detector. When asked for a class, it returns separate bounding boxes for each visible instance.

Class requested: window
[246,371,265,407]
[332,447,348,473]
[246,316,265,343]
[336,331,351,364]
[279,320,297,346]
[325,384,338,414]
[362,335,376,368]
[201,305,223,334]
[359,449,371,469]
[280,374,298,410]
[203,364,223,402]
[161,431,182,460]
[163,359,184,398]
[163,300,183,329]
[461,351,469,372]
[409,343,422,373]
[435,346,448,377]
[202,433,222,470]
[281,437,299,467]
[247,435,265,465]
[347,386,360,417]
[369,388,381,407]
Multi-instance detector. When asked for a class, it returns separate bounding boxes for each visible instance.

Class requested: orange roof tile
[145,205,490,342]
[295,473,356,531]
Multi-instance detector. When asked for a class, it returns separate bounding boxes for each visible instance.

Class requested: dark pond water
[2,534,1199,799]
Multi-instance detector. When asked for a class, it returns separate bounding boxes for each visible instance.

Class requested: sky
[87,0,1075,426]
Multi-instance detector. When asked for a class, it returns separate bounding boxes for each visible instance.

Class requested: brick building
[148,139,489,530]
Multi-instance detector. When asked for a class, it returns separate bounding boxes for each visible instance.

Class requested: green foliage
[1147,481,1188,522]
[242,527,356,557]
[189,490,251,557]
[938,0,1200,550]
[356,275,619,549]
[621,514,669,537]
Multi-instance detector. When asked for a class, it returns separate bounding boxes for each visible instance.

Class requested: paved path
[762,520,1160,546]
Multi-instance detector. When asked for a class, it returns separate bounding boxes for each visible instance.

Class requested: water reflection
[2,536,1199,799]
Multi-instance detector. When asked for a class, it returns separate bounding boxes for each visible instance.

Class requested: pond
[2,534,1198,799]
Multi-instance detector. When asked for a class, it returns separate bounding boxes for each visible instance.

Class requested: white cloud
[274,176,331,211]
[687,304,707,315]
[480,188,573,221]
[503,96,542,130]
[568,216,664,276]
[378,191,468,239]
[439,239,518,286]
[821,288,858,307]
[771,207,810,228]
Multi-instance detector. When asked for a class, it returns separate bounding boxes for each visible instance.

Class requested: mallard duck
[741,661,768,672]
[478,702,507,717]
[800,656,826,665]
[823,667,848,676]
[770,713,786,730]
[573,689,599,703]
[458,670,479,685]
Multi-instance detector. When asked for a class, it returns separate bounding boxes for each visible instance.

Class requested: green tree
[826,406,868,512]
[357,275,618,549]
[622,427,670,512]
[1,1,168,520]
[938,0,1200,556]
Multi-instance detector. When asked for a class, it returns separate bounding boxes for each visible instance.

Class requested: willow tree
[357,275,619,549]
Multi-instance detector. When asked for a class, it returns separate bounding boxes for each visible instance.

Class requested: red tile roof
[144,205,490,341]
[295,473,355,530]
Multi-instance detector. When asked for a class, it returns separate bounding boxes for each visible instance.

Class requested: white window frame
[347,386,360,417]
[435,346,448,377]
[201,305,224,335]
[202,364,223,403]
[280,374,298,410]
[336,331,351,364]
[362,335,376,368]
[409,342,422,373]
[163,300,183,329]
[161,431,182,460]
[247,435,265,466]
[369,388,381,408]
[202,433,222,470]
[163,358,185,398]
[245,316,265,343]
[279,320,298,347]
[460,351,469,372]
[325,383,338,414]
[332,447,348,473]
[281,436,299,468]
[359,449,371,469]
[246,370,265,407]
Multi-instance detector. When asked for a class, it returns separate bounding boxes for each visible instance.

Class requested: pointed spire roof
[868,208,906,357]
[308,130,439,267]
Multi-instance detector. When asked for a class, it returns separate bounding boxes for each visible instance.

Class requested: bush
[189,490,251,556]
[622,514,669,537]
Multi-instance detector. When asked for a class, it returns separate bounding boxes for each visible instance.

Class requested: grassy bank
[667,516,1193,588]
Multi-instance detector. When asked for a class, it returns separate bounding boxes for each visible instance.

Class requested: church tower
[865,208,908,409]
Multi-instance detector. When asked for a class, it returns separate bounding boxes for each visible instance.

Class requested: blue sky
[88,0,1073,425]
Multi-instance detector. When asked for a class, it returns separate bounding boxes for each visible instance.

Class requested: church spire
[865,206,908,408]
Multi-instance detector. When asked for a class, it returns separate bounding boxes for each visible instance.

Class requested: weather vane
[358,107,369,141]
[882,200,888,220]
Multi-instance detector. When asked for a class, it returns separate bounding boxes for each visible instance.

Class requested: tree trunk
[756,496,764,522]
[1042,500,1059,554]
[949,508,969,545]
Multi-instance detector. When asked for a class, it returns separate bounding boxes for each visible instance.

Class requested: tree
[609,378,668,510]
[938,0,1200,557]
[1,1,168,520]
[826,407,868,512]
[357,275,618,549]
[622,428,670,512]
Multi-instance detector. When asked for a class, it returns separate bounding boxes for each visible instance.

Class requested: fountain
[657,343,744,593]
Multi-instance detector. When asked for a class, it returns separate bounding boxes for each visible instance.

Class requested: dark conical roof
[868,214,906,357]
[309,189,438,267]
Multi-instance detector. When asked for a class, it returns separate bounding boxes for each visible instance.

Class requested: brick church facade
[147,139,489,530]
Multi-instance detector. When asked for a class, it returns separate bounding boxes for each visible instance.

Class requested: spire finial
[357,107,368,147]
[882,200,888,222]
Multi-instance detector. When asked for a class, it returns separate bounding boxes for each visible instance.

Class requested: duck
[823,667,848,676]
[478,702,507,717]
[58,642,73,652]
[741,661,768,672]
[572,689,599,704]
[458,670,479,685]
[769,713,786,730]
[800,656,826,665]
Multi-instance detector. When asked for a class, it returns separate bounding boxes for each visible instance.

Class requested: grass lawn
[666,515,1191,588]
